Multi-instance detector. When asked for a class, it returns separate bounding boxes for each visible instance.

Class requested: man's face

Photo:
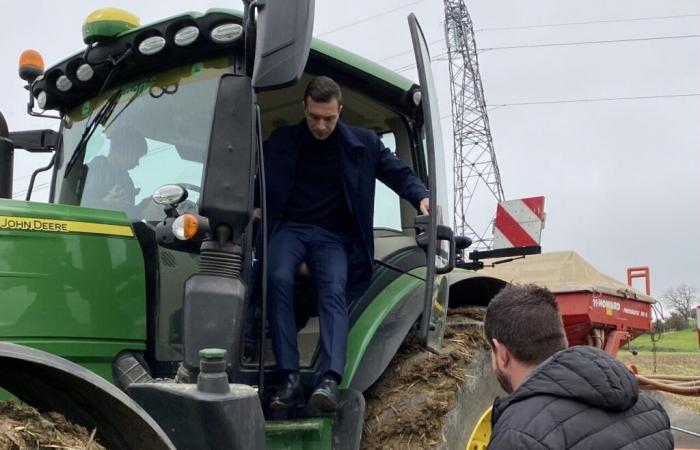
[304,97,342,140]
[494,364,514,394]
[491,341,514,394]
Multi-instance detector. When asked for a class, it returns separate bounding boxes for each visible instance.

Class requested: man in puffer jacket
[484,284,673,450]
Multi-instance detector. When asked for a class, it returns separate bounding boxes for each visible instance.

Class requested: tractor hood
[0,198,146,380]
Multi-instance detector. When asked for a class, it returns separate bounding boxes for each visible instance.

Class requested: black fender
[0,342,174,450]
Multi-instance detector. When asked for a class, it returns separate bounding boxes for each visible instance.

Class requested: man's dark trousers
[268,221,349,377]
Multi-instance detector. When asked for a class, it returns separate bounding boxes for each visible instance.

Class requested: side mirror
[152,184,188,208]
[455,236,472,251]
[251,0,315,91]
[454,235,472,264]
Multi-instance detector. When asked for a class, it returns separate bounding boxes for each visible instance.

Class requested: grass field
[622,324,700,414]
[628,326,699,353]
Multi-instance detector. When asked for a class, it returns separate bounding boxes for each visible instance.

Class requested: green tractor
[0,3,506,449]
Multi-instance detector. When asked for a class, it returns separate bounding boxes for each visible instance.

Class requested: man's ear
[491,338,511,368]
[338,104,343,115]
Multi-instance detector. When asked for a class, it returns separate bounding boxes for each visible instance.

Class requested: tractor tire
[361,307,504,450]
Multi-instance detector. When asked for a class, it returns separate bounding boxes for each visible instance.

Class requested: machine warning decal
[0,215,133,237]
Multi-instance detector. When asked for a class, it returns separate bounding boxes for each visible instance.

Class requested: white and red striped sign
[493,196,545,249]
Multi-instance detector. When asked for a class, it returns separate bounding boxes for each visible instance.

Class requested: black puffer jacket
[488,346,673,449]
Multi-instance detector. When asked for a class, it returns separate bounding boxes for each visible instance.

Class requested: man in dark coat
[262,76,429,412]
[484,284,673,449]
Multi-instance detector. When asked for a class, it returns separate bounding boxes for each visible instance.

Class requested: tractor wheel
[361,307,503,450]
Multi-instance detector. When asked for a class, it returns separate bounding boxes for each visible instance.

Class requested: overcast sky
[2,1,699,302]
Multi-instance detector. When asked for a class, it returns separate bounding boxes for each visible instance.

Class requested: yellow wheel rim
[466,406,492,450]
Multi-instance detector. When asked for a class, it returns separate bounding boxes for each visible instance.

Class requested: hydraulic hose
[635,374,700,396]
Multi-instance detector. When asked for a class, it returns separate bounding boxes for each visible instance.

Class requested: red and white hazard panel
[493,196,545,249]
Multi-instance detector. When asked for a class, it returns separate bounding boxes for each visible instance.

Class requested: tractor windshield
[54,57,231,221]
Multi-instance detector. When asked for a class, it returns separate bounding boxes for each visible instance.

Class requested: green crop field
[628,325,699,353]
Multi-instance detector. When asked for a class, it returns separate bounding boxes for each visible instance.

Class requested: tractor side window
[373,132,402,231]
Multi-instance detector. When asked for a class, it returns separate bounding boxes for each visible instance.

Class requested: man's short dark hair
[484,284,567,365]
[304,76,342,105]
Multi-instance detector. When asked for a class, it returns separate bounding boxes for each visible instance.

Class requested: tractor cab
[11,8,453,383]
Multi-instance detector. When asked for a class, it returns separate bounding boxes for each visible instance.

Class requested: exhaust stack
[0,112,14,199]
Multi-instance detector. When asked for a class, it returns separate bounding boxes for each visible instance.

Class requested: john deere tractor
[0,2,506,449]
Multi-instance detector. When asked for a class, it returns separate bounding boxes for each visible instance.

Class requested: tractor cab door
[408,14,454,350]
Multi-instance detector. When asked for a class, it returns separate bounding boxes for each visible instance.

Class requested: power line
[378,38,444,62]
[391,33,700,72]
[12,172,38,183]
[12,182,50,199]
[437,93,700,118]
[378,13,700,63]
[488,93,700,108]
[317,0,425,37]
[475,13,700,33]
[393,53,449,73]
[480,34,700,52]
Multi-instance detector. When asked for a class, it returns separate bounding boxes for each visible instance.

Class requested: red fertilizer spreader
[479,251,653,356]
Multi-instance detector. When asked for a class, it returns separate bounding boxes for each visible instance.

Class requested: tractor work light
[174,26,200,47]
[173,214,199,240]
[56,75,73,92]
[152,184,187,206]
[138,36,167,55]
[36,91,47,109]
[76,63,94,82]
[18,49,45,83]
[412,90,422,106]
[82,8,140,45]
[210,23,243,44]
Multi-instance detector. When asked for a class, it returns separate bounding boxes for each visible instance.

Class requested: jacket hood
[497,346,639,415]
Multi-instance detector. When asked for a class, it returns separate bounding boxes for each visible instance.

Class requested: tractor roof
[34,9,416,112]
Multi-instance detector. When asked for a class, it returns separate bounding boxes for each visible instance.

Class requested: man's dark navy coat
[263,121,429,288]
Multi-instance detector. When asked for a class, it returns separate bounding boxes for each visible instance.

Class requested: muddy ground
[0,400,105,450]
[361,307,489,450]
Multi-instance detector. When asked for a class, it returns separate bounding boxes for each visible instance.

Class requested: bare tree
[661,284,697,329]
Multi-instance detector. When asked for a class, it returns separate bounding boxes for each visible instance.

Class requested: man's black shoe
[310,375,339,413]
[270,371,304,410]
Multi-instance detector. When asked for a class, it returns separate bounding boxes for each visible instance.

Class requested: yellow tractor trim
[466,406,492,450]
[0,215,133,237]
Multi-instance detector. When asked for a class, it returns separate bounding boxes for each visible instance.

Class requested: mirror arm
[24,85,60,120]
[25,152,57,201]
